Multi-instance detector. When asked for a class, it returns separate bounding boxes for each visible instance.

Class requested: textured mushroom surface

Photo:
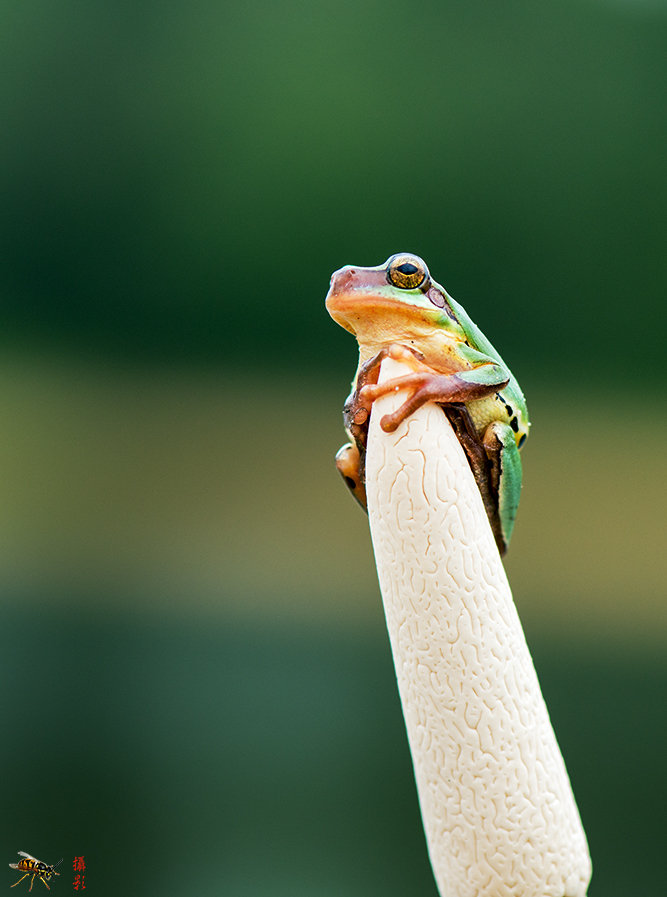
[366,358,591,897]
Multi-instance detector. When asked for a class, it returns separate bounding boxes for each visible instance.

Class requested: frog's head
[326,254,464,354]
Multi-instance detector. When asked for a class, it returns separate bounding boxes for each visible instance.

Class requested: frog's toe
[386,343,425,365]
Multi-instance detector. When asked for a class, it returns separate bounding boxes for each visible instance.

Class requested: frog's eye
[386,254,430,291]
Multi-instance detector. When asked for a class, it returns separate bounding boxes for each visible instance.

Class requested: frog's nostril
[332,267,356,290]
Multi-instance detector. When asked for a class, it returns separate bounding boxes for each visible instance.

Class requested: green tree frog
[325,253,530,555]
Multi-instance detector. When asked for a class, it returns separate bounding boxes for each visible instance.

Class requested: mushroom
[362,355,592,897]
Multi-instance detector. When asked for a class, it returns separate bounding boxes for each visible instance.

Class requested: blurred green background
[2,0,665,894]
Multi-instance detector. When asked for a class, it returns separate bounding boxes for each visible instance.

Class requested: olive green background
[1,0,665,894]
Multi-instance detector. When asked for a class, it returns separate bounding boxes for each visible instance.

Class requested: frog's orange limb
[343,344,428,439]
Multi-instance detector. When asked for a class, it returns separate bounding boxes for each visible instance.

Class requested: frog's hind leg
[482,421,522,551]
[335,443,368,511]
[444,405,506,555]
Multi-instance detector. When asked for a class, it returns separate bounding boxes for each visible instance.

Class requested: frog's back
[447,293,529,425]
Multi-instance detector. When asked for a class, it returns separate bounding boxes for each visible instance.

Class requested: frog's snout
[326,262,392,334]
[326,266,356,313]
[329,265,356,292]
[326,266,358,333]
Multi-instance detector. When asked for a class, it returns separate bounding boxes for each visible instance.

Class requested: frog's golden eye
[386,254,430,291]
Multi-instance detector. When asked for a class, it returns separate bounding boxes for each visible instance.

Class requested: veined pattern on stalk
[365,358,591,897]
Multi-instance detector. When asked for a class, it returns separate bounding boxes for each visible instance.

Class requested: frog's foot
[335,443,367,510]
[344,344,426,433]
[360,369,506,433]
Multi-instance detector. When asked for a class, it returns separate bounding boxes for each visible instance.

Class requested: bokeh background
[2,0,665,894]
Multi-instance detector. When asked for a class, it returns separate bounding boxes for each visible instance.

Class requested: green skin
[325,253,530,555]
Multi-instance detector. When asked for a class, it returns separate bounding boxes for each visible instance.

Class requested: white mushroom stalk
[365,357,592,897]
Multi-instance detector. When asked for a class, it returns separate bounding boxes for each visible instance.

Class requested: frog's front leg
[343,344,426,438]
[359,360,510,434]
[336,345,425,511]
[482,420,523,551]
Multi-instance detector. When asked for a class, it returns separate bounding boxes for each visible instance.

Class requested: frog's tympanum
[325,253,529,555]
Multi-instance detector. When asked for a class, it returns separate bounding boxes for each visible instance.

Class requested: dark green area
[1,602,664,896]
[2,0,665,379]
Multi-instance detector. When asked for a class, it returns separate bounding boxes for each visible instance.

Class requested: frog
[325,253,530,555]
